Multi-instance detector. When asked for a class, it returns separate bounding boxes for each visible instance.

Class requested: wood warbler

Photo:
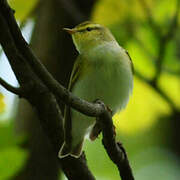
[58,21,133,158]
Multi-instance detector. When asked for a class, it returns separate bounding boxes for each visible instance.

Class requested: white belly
[71,56,133,147]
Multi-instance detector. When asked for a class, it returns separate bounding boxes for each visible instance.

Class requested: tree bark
[13,0,95,179]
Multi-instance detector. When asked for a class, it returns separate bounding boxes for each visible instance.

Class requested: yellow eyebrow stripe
[77,26,101,32]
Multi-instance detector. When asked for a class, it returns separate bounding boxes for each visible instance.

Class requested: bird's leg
[89,99,102,140]
[91,99,116,138]
[106,105,113,115]
[89,121,102,141]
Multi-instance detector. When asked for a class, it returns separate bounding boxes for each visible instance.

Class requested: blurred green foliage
[9,0,38,21]
[0,122,27,180]
[0,93,5,114]
[86,0,180,179]
[92,0,180,135]
[0,147,27,180]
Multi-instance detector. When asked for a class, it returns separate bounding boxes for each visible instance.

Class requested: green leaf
[92,0,154,26]
[152,0,177,27]
[135,24,159,56]
[92,0,128,25]
[0,147,27,180]
[163,40,180,73]
[0,122,26,148]
[9,0,38,21]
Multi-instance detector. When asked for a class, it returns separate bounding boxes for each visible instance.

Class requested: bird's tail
[58,142,71,158]
[58,140,84,159]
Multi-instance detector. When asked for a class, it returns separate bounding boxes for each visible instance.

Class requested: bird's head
[63,21,115,53]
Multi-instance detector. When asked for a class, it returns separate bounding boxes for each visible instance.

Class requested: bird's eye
[86,27,91,31]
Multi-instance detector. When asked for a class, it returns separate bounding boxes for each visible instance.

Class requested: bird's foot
[106,105,113,115]
[93,99,116,137]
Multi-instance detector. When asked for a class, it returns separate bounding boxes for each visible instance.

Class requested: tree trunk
[13,0,95,179]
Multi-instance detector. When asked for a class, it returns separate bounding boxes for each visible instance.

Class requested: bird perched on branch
[58,21,133,158]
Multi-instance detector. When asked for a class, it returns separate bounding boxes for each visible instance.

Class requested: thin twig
[0,1,135,179]
[137,0,180,113]
[152,1,180,84]
[0,77,22,95]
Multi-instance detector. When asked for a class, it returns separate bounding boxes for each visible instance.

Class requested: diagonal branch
[0,1,95,179]
[0,0,135,179]
[137,0,179,114]
[0,77,22,95]
[0,0,103,117]
[97,101,135,180]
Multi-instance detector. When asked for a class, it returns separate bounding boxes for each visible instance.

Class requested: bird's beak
[63,28,76,34]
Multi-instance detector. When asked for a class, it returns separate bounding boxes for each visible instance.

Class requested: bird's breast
[73,49,133,112]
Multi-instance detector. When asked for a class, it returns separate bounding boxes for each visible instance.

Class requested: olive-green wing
[63,55,85,145]
[68,55,84,91]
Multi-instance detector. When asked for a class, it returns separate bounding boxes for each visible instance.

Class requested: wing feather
[63,55,85,145]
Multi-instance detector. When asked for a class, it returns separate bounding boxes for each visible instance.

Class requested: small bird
[58,21,133,158]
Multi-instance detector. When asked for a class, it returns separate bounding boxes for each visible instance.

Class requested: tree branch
[0,1,95,179]
[0,0,103,117]
[97,101,135,180]
[0,77,22,95]
[0,0,135,179]
[136,0,180,114]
